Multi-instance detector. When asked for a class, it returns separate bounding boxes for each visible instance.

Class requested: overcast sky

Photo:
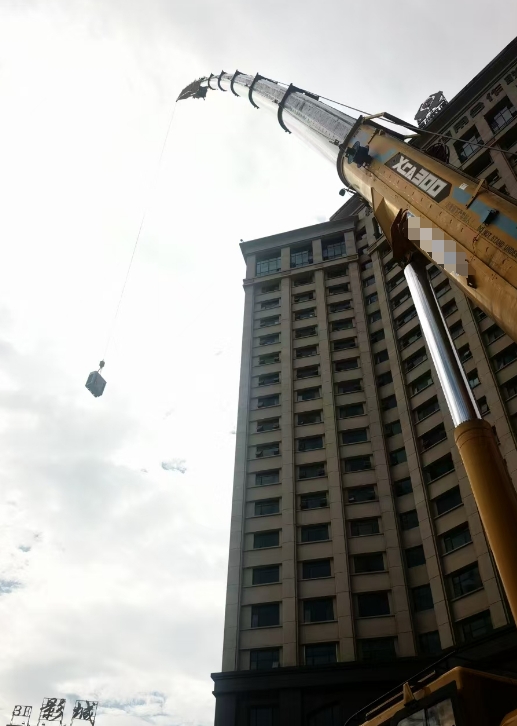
[0,2,515,725]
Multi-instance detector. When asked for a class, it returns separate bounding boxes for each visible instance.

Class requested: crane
[179,71,517,725]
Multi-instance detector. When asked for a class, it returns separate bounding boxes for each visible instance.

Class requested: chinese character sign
[71,701,97,726]
[10,705,32,726]
[38,699,66,726]
[414,91,448,128]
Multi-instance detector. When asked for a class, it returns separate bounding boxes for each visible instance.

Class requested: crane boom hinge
[230,70,244,96]
[217,71,227,91]
[277,84,319,133]
[248,74,272,108]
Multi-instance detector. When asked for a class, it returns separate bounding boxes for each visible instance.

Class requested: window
[385,420,402,437]
[458,344,472,363]
[449,563,482,598]
[259,333,280,346]
[394,477,413,496]
[250,648,280,671]
[441,299,458,318]
[305,643,337,665]
[454,126,482,162]
[255,470,280,486]
[434,279,451,299]
[392,288,411,309]
[354,553,384,573]
[442,523,472,553]
[484,324,505,344]
[389,448,407,466]
[294,291,315,304]
[457,610,492,643]
[331,318,354,331]
[335,357,359,371]
[396,306,417,329]
[486,97,517,134]
[387,271,405,291]
[449,320,464,340]
[259,372,280,386]
[254,531,280,549]
[257,418,280,433]
[410,370,433,395]
[294,307,316,320]
[365,292,379,305]
[329,300,352,313]
[253,565,280,585]
[333,337,356,351]
[412,584,434,612]
[293,273,314,287]
[301,493,327,510]
[428,265,441,279]
[351,518,379,536]
[400,509,419,531]
[303,559,331,579]
[261,298,280,310]
[361,260,373,271]
[374,349,389,364]
[255,499,280,516]
[370,329,385,344]
[485,168,501,185]
[297,365,319,379]
[323,237,346,260]
[291,247,313,268]
[337,379,362,395]
[377,371,393,387]
[466,368,480,389]
[406,545,426,568]
[435,486,462,516]
[342,428,368,445]
[296,345,318,359]
[420,424,447,451]
[256,255,281,277]
[357,592,390,617]
[369,310,382,324]
[400,326,422,348]
[363,275,375,288]
[347,485,375,503]
[344,456,372,472]
[358,638,396,662]
[259,315,280,328]
[251,603,280,628]
[297,387,320,402]
[503,376,517,399]
[415,396,440,422]
[301,524,329,542]
[297,410,322,426]
[259,352,280,365]
[261,282,280,294]
[304,598,334,622]
[257,394,280,409]
[424,453,454,483]
[419,631,441,655]
[299,463,326,480]
[250,707,275,726]
[356,227,367,243]
[384,259,397,273]
[298,435,324,452]
[328,283,350,295]
[339,402,365,418]
[373,218,382,238]
[474,306,487,322]
[381,394,397,410]
[477,395,490,415]
[256,442,280,458]
[295,325,317,339]
[326,265,348,279]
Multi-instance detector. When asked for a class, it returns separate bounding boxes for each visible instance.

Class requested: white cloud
[161,459,187,474]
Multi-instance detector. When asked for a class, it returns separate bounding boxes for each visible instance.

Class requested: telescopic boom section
[181,70,517,623]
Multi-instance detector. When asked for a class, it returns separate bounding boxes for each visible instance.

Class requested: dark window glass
[387,271,404,291]
[328,283,350,295]
[458,610,492,643]
[363,275,375,288]
[412,584,434,612]
[342,428,368,444]
[449,320,464,339]
[335,357,359,372]
[406,545,426,568]
[415,396,440,421]
[354,553,384,573]
[332,318,354,331]
[294,292,315,303]
[256,442,280,458]
[454,126,482,162]
[347,485,375,503]
[385,420,402,437]
[467,368,480,388]
[326,264,348,278]
[293,273,314,287]
[261,298,280,310]
[424,453,454,483]
[357,592,390,617]
[394,477,413,496]
[261,283,280,294]
[351,518,379,536]
[419,631,441,655]
[400,509,419,531]
[303,559,331,579]
[259,315,280,328]
[449,563,482,598]
[396,306,417,329]
[428,265,441,279]
[370,329,385,343]
[254,531,280,549]
[381,394,397,410]
[374,349,389,363]
[259,352,280,365]
[301,493,327,510]
[458,344,472,363]
[473,306,487,322]
[477,396,490,415]
[295,325,317,339]
[255,470,280,486]
[411,371,433,395]
[298,435,324,452]
[297,410,322,425]
[299,463,326,479]
[257,395,280,409]
[392,288,411,309]
[257,418,280,433]
[333,337,356,351]
[435,486,462,515]
[377,371,393,387]
[503,376,517,400]
[486,97,517,134]
[255,499,280,516]
[256,256,281,277]
[297,387,320,402]
[362,260,373,271]
[493,343,517,371]
[258,372,280,386]
[297,365,319,379]
[420,424,447,451]
[344,456,372,472]
[251,603,280,627]
[253,565,280,585]
[365,292,379,305]
[339,403,365,417]
[305,643,337,666]
[389,447,407,466]
[301,524,329,542]
[250,707,275,726]
[337,379,362,395]
[441,299,458,318]
[250,648,280,670]
[400,326,423,349]
[329,300,352,313]
[304,598,334,623]
[358,638,396,662]
[294,308,316,321]
[259,333,280,346]
[369,310,382,323]
[291,247,313,268]
[296,345,318,359]
[406,347,427,372]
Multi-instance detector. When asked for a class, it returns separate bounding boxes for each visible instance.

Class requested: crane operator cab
[85,360,107,398]
[355,667,517,726]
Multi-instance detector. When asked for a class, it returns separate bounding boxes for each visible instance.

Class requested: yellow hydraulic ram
[179,72,517,624]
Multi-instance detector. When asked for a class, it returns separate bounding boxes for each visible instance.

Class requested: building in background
[212,40,517,726]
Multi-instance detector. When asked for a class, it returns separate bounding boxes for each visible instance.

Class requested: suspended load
[85,360,106,398]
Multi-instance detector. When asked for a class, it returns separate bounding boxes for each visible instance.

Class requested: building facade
[212,39,517,726]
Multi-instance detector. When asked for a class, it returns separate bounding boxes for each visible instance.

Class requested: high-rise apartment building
[212,39,517,726]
